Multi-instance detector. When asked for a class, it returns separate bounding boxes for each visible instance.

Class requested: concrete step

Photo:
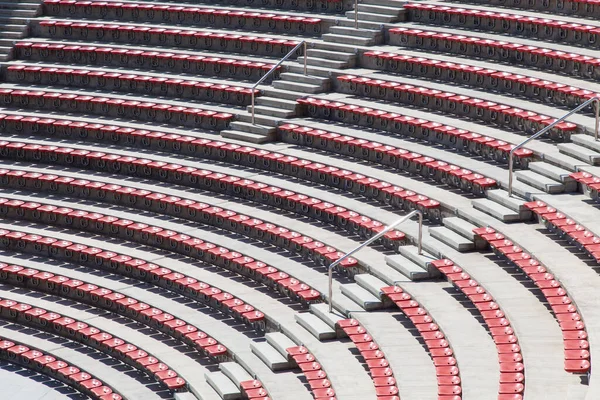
[272,80,324,94]
[336,18,385,30]
[0,31,27,39]
[0,24,26,33]
[357,3,404,16]
[354,274,387,299]
[309,303,346,333]
[558,142,600,166]
[360,0,408,8]
[0,10,36,17]
[322,32,376,46]
[295,312,337,341]
[398,245,440,273]
[472,198,522,223]
[528,161,577,191]
[265,332,296,359]
[250,342,291,371]
[515,170,565,194]
[219,363,253,390]
[305,56,350,69]
[221,128,275,144]
[175,393,201,400]
[486,189,532,220]
[339,283,382,310]
[287,63,332,78]
[245,104,296,118]
[344,11,400,22]
[278,72,330,87]
[236,112,280,126]
[229,120,277,135]
[205,371,241,400]
[429,226,474,252]
[328,26,383,38]
[307,48,354,62]
[385,253,431,281]
[571,134,600,153]
[442,216,478,242]
[262,87,303,101]
[0,39,14,48]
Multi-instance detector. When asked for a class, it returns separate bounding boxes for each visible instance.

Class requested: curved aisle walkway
[0,361,75,400]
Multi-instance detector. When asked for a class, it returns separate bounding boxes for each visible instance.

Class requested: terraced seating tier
[472,227,591,374]
[570,171,600,204]
[43,0,329,36]
[334,74,580,141]
[14,42,280,81]
[0,336,121,399]
[447,0,600,19]
[0,294,188,392]
[388,27,600,83]
[361,50,600,113]
[34,20,303,58]
[3,65,259,106]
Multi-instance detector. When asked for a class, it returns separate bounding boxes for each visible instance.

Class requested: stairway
[221,0,406,143]
[0,0,41,61]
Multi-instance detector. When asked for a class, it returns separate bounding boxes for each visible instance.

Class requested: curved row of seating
[472,227,591,374]
[36,20,303,57]
[0,294,189,391]
[43,0,327,36]
[525,200,600,262]
[431,258,525,400]
[446,0,600,19]
[0,137,410,253]
[388,27,600,82]
[0,195,322,307]
[334,74,580,141]
[0,88,233,130]
[570,171,600,203]
[138,0,353,13]
[4,65,259,106]
[0,335,121,399]
[405,3,600,49]
[333,318,400,398]
[379,285,462,399]
[14,41,279,81]
[361,50,600,112]
[278,122,501,199]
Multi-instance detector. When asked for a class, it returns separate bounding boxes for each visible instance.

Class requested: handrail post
[327,211,423,313]
[354,0,358,29]
[508,97,600,197]
[250,40,306,125]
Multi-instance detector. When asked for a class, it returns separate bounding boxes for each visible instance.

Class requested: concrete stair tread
[339,283,383,310]
[442,216,478,241]
[205,371,241,400]
[515,169,565,194]
[397,245,439,270]
[278,72,330,86]
[245,104,296,118]
[305,57,349,69]
[528,161,577,191]
[219,362,253,389]
[328,25,383,38]
[429,226,475,252]
[385,253,431,281]
[272,80,324,93]
[357,3,405,14]
[309,303,346,332]
[344,11,400,22]
[572,134,600,153]
[558,142,600,166]
[354,274,388,299]
[265,332,297,359]
[295,312,337,340]
[472,198,522,222]
[321,32,376,45]
[221,129,274,144]
[250,342,291,371]
[306,48,355,61]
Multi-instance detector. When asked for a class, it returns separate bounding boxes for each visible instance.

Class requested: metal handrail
[251,40,307,124]
[508,97,600,197]
[327,210,423,313]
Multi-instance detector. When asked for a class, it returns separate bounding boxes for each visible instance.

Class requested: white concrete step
[229,121,277,136]
[245,105,296,118]
[175,392,201,400]
[255,96,299,111]
[472,198,522,222]
[528,161,577,191]
[305,57,350,69]
[265,332,297,359]
[558,143,600,165]
[385,253,431,281]
[486,190,531,219]
[278,72,330,88]
[328,26,383,38]
[236,112,280,126]
[307,48,354,62]
[515,170,565,194]
[336,18,384,30]
[357,3,405,16]
[295,312,337,340]
[221,129,274,144]
[354,274,387,299]
[250,342,291,371]
[309,303,346,334]
[262,87,303,101]
[219,362,253,390]
[205,371,241,400]
[442,216,478,241]
[340,283,383,310]
[272,80,324,94]
[287,63,332,77]
[344,11,400,22]
[397,245,440,275]
[322,32,376,45]
[429,226,475,252]
[571,134,600,153]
